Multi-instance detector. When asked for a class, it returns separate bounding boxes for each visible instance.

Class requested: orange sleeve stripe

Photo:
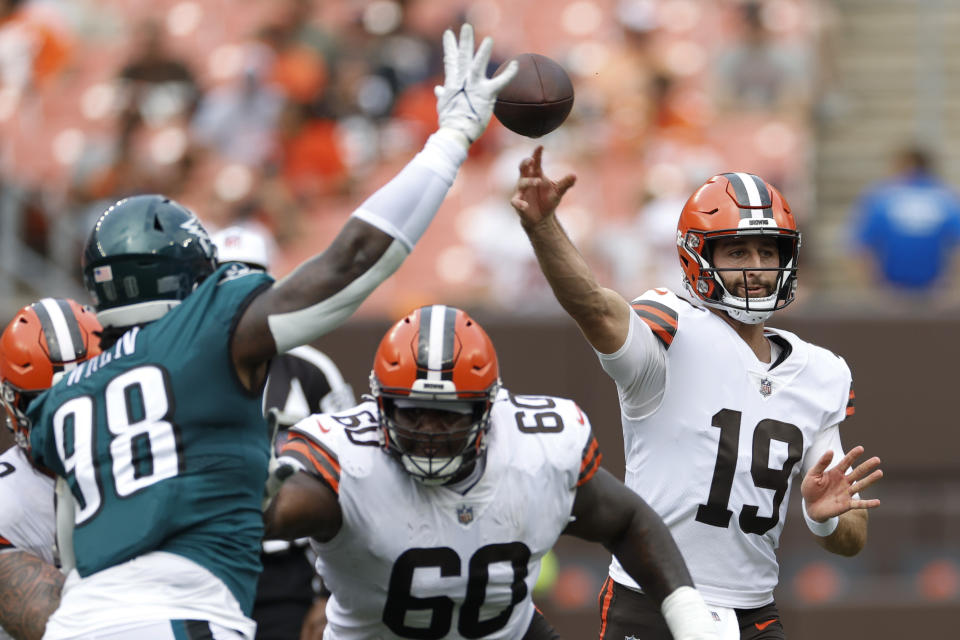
[579,437,600,475]
[639,317,675,348]
[846,406,855,416]
[631,302,678,348]
[578,451,602,487]
[288,432,342,475]
[0,536,12,548]
[578,437,603,486]
[632,302,678,329]
[282,441,340,494]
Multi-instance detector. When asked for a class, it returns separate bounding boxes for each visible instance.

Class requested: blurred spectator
[118,18,199,123]
[191,45,286,166]
[851,145,960,292]
[0,0,71,97]
[259,0,335,107]
[713,1,810,119]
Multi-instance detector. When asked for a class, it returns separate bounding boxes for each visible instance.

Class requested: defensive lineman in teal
[23,23,519,640]
[29,263,272,624]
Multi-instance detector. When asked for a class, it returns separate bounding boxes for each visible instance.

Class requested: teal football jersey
[28,264,273,614]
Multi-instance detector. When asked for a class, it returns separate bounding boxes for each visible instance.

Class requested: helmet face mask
[379,398,488,484]
[82,195,218,328]
[370,305,500,485]
[0,298,102,450]
[677,173,801,324]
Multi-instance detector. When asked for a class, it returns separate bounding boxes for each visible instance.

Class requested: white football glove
[434,23,518,148]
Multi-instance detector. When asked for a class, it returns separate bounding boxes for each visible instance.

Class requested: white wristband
[802,499,839,537]
[660,586,716,640]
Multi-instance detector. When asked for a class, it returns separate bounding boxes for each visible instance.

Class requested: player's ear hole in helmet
[676,172,801,325]
[81,195,218,342]
[369,305,500,485]
[0,298,102,451]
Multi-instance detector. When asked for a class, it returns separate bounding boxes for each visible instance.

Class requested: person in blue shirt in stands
[852,145,960,291]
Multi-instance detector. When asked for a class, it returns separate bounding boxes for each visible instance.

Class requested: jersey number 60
[383,543,531,639]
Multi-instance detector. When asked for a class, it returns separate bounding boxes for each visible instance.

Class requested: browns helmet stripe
[32,297,86,367]
[722,172,774,220]
[577,433,603,487]
[417,304,457,381]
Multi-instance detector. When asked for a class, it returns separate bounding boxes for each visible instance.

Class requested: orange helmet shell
[372,305,499,400]
[1,298,102,445]
[677,172,800,316]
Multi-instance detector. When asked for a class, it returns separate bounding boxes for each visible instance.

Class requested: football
[493,53,574,138]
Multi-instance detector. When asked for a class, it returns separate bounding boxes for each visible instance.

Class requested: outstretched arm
[0,551,64,640]
[511,146,632,354]
[264,471,343,543]
[231,24,518,390]
[564,467,716,640]
[801,445,882,556]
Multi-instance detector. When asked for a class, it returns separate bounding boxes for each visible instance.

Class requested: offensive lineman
[25,24,518,640]
[0,299,102,640]
[264,305,718,640]
[510,147,883,639]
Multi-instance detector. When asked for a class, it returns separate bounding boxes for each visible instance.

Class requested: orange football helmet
[677,172,801,324]
[0,298,102,447]
[370,305,500,485]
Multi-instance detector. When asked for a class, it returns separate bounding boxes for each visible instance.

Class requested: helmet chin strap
[686,279,775,325]
[401,454,464,485]
[723,305,773,325]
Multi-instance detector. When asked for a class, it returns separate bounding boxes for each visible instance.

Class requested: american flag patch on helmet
[93,266,113,283]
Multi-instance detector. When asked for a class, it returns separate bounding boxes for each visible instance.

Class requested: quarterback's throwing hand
[801,445,882,522]
[510,146,577,229]
[435,23,517,147]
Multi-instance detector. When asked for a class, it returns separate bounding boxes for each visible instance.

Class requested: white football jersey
[0,445,56,565]
[601,289,854,609]
[278,389,602,640]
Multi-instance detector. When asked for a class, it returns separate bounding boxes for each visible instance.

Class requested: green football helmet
[82,195,218,328]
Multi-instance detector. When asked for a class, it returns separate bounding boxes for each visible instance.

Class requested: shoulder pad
[629,289,688,349]
[217,262,265,284]
[494,392,602,488]
[280,402,381,494]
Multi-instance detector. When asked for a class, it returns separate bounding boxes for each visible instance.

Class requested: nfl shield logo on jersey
[456,505,474,525]
[759,377,772,397]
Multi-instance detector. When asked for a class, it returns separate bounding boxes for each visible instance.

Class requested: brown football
[493,53,574,138]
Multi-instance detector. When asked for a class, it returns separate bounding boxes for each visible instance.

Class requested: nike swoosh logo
[755,619,777,631]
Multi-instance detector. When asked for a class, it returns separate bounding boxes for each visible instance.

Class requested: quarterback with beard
[0,299,102,640]
[264,305,718,640]
[510,147,884,640]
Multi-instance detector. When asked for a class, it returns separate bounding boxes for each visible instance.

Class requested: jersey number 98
[52,365,181,525]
